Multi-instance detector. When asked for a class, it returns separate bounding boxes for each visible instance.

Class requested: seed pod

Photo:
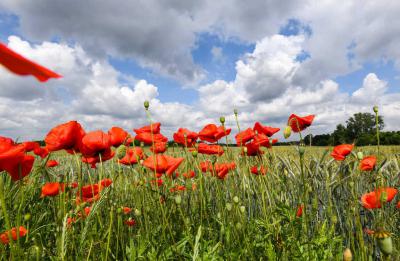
[226,203,233,212]
[283,126,292,139]
[116,144,127,159]
[240,206,245,213]
[377,236,393,256]
[343,248,352,261]
[219,116,225,124]
[373,105,378,114]
[24,213,31,221]
[233,196,239,204]
[298,144,305,156]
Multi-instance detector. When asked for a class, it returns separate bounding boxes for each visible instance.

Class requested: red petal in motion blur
[253,122,280,137]
[0,42,62,82]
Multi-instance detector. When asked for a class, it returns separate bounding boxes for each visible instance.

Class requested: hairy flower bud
[192,150,198,158]
[373,105,379,114]
[116,144,127,159]
[144,100,150,110]
[283,126,292,139]
[219,116,225,124]
[357,151,364,160]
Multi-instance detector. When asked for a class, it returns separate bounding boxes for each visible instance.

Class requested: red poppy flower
[243,141,263,156]
[215,162,236,172]
[46,159,59,168]
[21,141,40,152]
[250,166,267,175]
[80,130,111,156]
[150,142,167,154]
[134,132,168,145]
[100,178,112,188]
[41,182,65,197]
[200,161,212,172]
[183,170,195,179]
[124,218,136,227]
[82,148,115,168]
[84,207,91,217]
[118,147,145,165]
[331,144,354,161]
[198,143,224,156]
[0,139,34,180]
[123,207,131,214]
[80,184,100,202]
[164,155,184,176]
[33,146,49,158]
[134,122,161,134]
[288,114,315,132]
[198,124,231,143]
[0,226,28,245]
[216,166,229,179]
[252,133,270,147]
[296,204,303,217]
[360,156,377,171]
[173,128,198,147]
[151,179,164,187]
[45,121,85,152]
[108,127,129,147]
[235,128,255,146]
[0,42,61,82]
[361,187,397,209]
[143,154,169,173]
[253,122,280,137]
[170,185,186,193]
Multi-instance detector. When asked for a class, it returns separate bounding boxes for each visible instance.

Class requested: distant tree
[331,124,347,145]
[345,112,384,141]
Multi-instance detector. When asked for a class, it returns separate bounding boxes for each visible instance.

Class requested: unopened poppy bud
[283,126,292,139]
[144,100,150,110]
[243,147,248,154]
[24,213,31,221]
[240,206,245,213]
[192,150,198,158]
[233,196,239,204]
[219,116,225,124]
[175,195,182,205]
[298,144,305,156]
[235,222,242,230]
[226,203,233,212]
[116,144,127,159]
[134,208,141,216]
[117,208,122,214]
[233,108,238,115]
[357,151,364,160]
[343,248,352,261]
[373,105,378,114]
[217,212,222,219]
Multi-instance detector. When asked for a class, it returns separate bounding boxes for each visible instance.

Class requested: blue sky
[0,1,399,140]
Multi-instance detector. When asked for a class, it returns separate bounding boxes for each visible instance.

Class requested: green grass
[1,145,400,260]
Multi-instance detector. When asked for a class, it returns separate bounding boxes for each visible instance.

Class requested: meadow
[1,122,400,261]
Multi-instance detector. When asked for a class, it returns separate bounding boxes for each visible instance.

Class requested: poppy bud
[243,147,248,154]
[116,144,127,160]
[219,116,225,124]
[175,195,182,205]
[233,196,239,204]
[357,151,364,160]
[373,105,378,114]
[283,126,292,139]
[24,213,31,221]
[235,222,242,230]
[217,212,222,219]
[240,206,245,213]
[377,236,393,256]
[192,150,198,158]
[117,208,122,214]
[211,155,217,164]
[233,108,238,115]
[144,100,150,110]
[226,203,233,212]
[298,145,305,156]
[343,248,352,261]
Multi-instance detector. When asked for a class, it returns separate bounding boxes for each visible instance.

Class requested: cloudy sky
[0,0,399,141]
